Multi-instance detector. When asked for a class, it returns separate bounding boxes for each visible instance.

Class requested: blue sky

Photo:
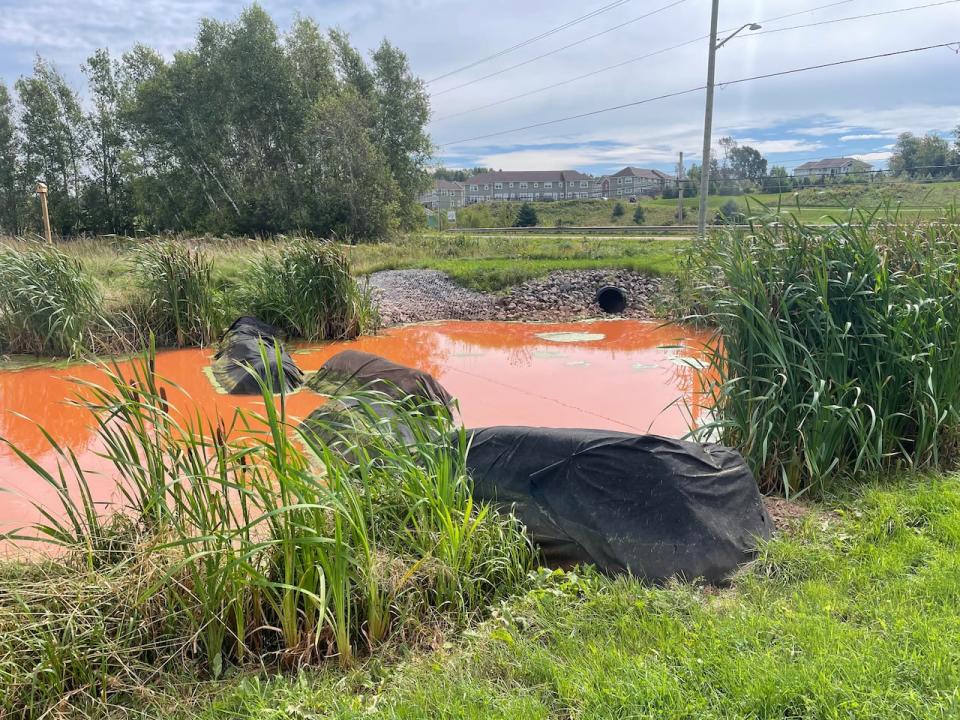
[1,0,958,175]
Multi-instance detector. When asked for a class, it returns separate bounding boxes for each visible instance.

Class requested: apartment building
[418,179,465,210]
[463,170,594,203]
[595,167,673,198]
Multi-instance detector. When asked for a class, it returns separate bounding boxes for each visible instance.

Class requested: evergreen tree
[514,202,538,227]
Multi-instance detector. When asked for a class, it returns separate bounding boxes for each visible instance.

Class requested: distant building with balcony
[463,170,594,203]
[793,158,873,179]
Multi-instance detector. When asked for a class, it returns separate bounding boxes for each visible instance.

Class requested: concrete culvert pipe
[596,285,627,314]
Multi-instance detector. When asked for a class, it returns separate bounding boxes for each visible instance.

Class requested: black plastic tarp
[212,316,304,395]
[306,350,454,408]
[464,426,770,583]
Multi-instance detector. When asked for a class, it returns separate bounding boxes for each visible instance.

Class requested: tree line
[0,5,432,240]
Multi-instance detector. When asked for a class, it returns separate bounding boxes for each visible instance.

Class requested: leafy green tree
[285,17,336,104]
[728,144,768,182]
[890,132,953,177]
[16,58,89,234]
[83,49,134,233]
[304,93,399,239]
[632,205,645,224]
[0,82,21,233]
[514,202,538,227]
[612,201,625,219]
[371,40,431,229]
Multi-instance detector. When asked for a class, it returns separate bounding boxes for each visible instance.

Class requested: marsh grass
[134,242,226,347]
[0,344,531,718]
[0,241,103,356]
[241,238,378,340]
[685,208,960,495]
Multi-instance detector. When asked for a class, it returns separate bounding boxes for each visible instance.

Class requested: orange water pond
[0,320,711,536]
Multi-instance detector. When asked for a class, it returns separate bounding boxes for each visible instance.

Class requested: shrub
[0,242,101,356]
[133,241,225,347]
[241,238,378,340]
[0,351,532,716]
[612,202,625,219]
[686,211,960,496]
[514,203,538,227]
[633,206,646,224]
[715,199,741,223]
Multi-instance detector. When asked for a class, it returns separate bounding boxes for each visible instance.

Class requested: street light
[696,3,761,236]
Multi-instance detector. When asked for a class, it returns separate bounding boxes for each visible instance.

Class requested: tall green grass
[133,242,225,347]
[686,210,960,496]
[242,238,378,340]
[0,242,102,356]
[0,347,530,717]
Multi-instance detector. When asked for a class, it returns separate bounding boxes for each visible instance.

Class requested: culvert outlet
[596,285,627,314]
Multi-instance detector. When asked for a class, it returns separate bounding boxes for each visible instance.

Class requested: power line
[432,0,861,122]
[425,0,635,85]
[437,42,957,148]
[730,0,960,42]
[431,0,688,98]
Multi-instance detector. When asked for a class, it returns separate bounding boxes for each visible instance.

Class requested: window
[579,181,588,188]
[617,177,623,185]
[519,182,528,189]
[470,184,478,191]
[544,181,552,188]
[533,182,539,188]
[494,182,503,190]
[509,182,514,188]
[624,177,633,184]
[483,184,489,190]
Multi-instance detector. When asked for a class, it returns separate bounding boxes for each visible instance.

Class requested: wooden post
[36,182,52,243]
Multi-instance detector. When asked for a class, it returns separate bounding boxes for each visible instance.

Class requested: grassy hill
[453,180,960,228]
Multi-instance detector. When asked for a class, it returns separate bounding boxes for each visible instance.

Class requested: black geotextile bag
[464,426,771,583]
[212,316,304,394]
[306,350,454,408]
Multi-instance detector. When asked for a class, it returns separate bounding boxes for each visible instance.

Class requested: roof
[794,158,872,171]
[610,166,672,181]
[465,170,592,184]
[434,179,464,191]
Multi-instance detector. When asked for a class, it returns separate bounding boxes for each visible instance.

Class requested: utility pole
[697,0,720,237]
[677,151,684,224]
[36,181,52,243]
[696,4,761,237]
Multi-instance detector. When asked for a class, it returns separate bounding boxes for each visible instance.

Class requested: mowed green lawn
[152,477,960,719]
[452,181,960,229]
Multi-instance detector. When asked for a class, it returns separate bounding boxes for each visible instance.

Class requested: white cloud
[793,126,854,137]
[733,138,826,154]
[852,151,893,163]
[839,133,898,142]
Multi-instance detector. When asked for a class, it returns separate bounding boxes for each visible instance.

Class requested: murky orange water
[0,320,711,537]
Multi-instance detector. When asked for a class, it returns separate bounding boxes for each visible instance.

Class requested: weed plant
[241,238,378,340]
[685,208,960,495]
[134,242,225,347]
[0,347,530,718]
[0,241,102,356]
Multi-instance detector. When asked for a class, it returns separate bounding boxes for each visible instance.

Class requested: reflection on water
[0,319,711,535]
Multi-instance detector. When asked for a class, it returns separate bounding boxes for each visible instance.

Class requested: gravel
[366,269,664,326]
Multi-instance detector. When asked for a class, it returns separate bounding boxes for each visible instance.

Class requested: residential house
[597,167,673,199]
[463,170,594,203]
[418,179,465,210]
[793,158,873,179]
